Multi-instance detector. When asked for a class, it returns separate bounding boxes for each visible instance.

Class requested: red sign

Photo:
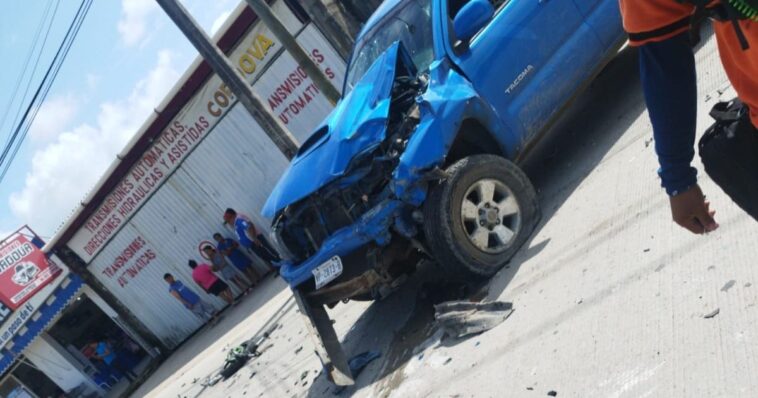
[198,240,215,261]
[0,235,59,309]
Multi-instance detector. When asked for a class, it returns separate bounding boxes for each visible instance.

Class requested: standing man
[163,273,216,321]
[619,0,757,232]
[91,339,138,382]
[223,208,281,265]
[214,232,262,284]
[203,245,248,292]
[189,259,233,305]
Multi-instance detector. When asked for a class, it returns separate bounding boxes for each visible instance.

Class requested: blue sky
[0,0,238,239]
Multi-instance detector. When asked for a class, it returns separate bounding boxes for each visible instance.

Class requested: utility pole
[155,0,299,159]
[244,0,341,105]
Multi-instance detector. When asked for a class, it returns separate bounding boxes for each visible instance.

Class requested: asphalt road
[130,27,758,398]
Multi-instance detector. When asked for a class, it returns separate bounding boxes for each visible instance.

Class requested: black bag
[698,98,758,221]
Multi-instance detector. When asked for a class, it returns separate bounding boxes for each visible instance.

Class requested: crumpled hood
[262,42,409,218]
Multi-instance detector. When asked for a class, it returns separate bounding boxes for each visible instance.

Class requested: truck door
[571,0,625,48]
[444,0,604,145]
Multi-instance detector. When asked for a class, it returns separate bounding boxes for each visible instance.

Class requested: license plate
[312,256,343,290]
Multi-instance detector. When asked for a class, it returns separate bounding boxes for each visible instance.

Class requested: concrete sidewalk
[131,28,758,398]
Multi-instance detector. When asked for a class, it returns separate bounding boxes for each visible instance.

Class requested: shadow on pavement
[486,44,646,301]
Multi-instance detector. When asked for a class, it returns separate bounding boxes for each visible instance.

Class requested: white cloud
[211,10,232,35]
[9,50,180,236]
[28,95,79,144]
[117,0,157,47]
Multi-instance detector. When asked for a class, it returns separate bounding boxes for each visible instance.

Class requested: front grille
[275,160,392,263]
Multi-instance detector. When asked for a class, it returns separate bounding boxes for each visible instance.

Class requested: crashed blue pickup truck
[263,0,624,385]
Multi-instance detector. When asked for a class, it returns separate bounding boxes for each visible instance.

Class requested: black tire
[423,155,539,279]
[220,356,247,379]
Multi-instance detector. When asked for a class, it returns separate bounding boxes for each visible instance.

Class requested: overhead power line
[0,0,92,185]
[0,0,61,146]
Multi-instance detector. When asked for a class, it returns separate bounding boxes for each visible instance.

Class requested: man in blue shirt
[92,339,137,381]
[163,273,215,321]
[214,233,262,283]
[222,208,280,265]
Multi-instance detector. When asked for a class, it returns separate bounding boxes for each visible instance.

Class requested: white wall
[24,333,94,393]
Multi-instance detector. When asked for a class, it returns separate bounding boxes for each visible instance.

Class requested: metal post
[155,0,299,160]
[293,289,354,385]
[244,0,342,105]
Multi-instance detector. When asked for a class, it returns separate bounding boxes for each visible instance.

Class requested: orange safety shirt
[619,0,758,127]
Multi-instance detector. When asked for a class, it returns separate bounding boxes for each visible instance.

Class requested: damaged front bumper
[279,199,404,288]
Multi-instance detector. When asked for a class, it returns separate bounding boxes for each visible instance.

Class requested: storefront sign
[0,236,59,310]
[0,302,34,347]
[67,0,315,263]
[99,236,157,288]
[0,302,12,329]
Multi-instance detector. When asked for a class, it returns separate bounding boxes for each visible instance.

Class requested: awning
[0,274,84,376]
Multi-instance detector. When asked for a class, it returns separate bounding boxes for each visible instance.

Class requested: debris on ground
[704,308,720,319]
[220,343,259,379]
[548,391,558,396]
[434,301,514,338]
[332,351,382,395]
[201,375,222,387]
[721,280,736,292]
[295,346,303,355]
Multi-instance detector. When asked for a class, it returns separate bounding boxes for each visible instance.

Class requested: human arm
[638,33,718,233]
[95,342,111,359]
[220,239,237,255]
[235,221,256,247]
[170,290,194,308]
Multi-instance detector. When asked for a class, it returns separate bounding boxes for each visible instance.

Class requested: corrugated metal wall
[86,106,292,348]
[78,8,347,346]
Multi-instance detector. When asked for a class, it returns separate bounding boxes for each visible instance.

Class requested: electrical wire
[7,0,63,143]
[0,0,60,145]
[0,0,92,184]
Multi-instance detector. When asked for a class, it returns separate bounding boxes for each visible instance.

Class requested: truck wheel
[423,155,539,279]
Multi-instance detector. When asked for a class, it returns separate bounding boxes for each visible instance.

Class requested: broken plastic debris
[332,351,382,395]
[434,301,514,338]
[704,308,720,319]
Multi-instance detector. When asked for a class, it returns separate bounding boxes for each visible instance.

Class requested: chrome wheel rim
[460,178,521,254]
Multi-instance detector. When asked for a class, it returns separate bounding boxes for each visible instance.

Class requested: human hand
[670,184,719,234]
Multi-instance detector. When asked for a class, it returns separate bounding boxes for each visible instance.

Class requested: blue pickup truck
[263,0,624,384]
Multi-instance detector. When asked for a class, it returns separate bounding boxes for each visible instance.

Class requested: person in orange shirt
[618,0,757,233]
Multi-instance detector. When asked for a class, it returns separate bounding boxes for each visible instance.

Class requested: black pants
[250,234,281,263]
[699,99,758,221]
[110,359,137,382]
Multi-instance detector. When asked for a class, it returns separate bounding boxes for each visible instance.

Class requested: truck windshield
[344,0,434,93]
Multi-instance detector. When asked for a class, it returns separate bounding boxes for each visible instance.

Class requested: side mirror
[453,0,495,44]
